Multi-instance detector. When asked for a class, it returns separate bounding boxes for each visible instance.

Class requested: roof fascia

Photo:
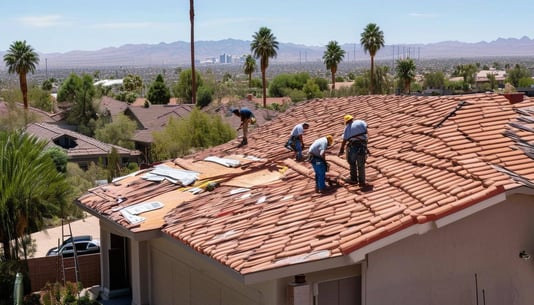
[243,255,352,285]
[74,201,162,241]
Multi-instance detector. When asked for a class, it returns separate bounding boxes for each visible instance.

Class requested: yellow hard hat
[326,135,333,146]
[343,114,353,124]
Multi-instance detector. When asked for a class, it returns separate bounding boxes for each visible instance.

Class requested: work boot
[241,138,248,146]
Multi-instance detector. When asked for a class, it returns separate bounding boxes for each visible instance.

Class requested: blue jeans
[294,139,303,160]
[311,156,327,191]
[347,144,367,185]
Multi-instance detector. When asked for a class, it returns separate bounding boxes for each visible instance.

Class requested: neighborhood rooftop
[77,92,534,282]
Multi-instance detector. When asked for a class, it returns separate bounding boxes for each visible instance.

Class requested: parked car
[46,235,93,256]
[46,239,100,257]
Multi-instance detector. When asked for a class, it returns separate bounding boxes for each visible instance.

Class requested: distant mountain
[1,37,533,68]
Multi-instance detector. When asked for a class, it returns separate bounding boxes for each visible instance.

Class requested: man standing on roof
[285,122,310,161]
[308,135,333,194]
[338,115,369,187]
[232,107,256,146]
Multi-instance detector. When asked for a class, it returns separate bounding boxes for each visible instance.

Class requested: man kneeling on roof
[285,122,310,161]
[338,114,369,187]
[308,135,333,194]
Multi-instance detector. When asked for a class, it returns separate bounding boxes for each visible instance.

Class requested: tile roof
[25,122,141,158]
[77,93,534,277]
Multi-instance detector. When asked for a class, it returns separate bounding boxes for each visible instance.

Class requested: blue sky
[1,0,532,53]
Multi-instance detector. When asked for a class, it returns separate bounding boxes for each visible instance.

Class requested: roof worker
[285,122,310,161]
[308,135,334,194]
[338,115,369,188]
[232,107,256,147]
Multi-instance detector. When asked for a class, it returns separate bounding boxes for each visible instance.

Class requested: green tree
[360,23,385,94]
[64,74,97,133]
[152,108,236,160]
[173,69,203,103]
[28,85,54,112]
[147,74,171,104]
[506,64,531,87]
[452,64,477,90]
[94,113,137,149]
[0,131,69,261]
[322,41,345,90]
[123,74,143,94]
[423,71,446,89]
[57,73,82,103]
[196,86,213,108]
[3,41,39,110]
[487,73,497,90]
[395,58,417,94]
[43,147,68,173]
[243,55,257,88]
[251,27,279,107]
[302,79,323,100]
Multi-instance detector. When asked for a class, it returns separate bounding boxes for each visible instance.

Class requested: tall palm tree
[243,55,257,88]
[0,131,69,260]
[250,27,279,107]
[395,58,417,94]
[322,41,346,90]
[3,40,40,110]
[360,23,385,94]
[189,0,196,104]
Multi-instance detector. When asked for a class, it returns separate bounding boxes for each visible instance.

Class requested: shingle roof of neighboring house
[127,104,195,143]
[77,93,534,278]
[0,101,64,123]
[100,96,128,117]
[127,100,278,144]
[25,122,140,158]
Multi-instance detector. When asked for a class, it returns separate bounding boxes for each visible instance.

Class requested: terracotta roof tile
[77,93,534,276]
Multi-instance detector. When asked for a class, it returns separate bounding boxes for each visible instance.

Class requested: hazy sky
[1,0,532,53]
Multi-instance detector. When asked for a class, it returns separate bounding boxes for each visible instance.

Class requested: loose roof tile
[78,93,534,277]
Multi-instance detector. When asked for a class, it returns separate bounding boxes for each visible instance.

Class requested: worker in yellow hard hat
[338,114,369,187]
[308,135,334,194]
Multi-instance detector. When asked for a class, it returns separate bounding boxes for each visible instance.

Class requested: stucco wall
[365,194,534,305]
[149,237,263,305]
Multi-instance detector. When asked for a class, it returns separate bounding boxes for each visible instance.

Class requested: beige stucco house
[77,92,534,305]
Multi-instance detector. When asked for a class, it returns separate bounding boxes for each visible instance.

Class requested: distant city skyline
[1,0,533,54]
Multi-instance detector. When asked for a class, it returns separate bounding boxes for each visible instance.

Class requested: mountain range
[2,36,534,68]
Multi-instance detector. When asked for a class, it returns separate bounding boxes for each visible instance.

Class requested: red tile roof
[77,93,534,277]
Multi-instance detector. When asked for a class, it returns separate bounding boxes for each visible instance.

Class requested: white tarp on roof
[142,164,199,186]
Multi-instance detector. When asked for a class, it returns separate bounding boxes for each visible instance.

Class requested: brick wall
[26,254,101,292]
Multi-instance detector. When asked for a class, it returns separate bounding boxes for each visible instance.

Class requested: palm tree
[395,58,417,94]
[0,131,69,260]
[189,0,196,104]
[250,27,279,107]
[322,41,346,90]
[243,55,257,88]
[360,23,385,94]
[3,40,40,110]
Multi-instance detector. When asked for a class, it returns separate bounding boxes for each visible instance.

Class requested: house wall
[365,194,534,305]
[148,236,362,305]
[149,237,264,305]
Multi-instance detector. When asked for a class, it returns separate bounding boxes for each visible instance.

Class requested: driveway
[31,215,100,258]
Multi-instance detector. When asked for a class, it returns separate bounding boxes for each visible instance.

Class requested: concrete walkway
[31,215,100,258]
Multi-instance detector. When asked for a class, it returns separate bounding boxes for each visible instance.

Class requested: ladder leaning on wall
[55,218,80,285]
